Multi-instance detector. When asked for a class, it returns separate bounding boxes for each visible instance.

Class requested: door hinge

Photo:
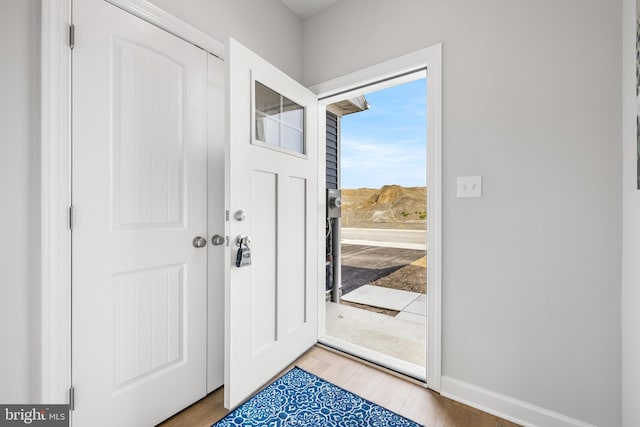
[69,386,75,411]
[69,24,75,49]
[69,206,76,230]
[225,210,229,221]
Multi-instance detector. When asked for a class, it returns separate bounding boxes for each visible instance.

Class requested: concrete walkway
[325,285,427,371]
[327,237,427,373]
[341,285,426,325]
[325,302,426,368]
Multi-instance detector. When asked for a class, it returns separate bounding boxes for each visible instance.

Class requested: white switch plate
[457,176,482,198]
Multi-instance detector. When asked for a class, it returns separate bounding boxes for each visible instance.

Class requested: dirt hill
[341,185,427,230]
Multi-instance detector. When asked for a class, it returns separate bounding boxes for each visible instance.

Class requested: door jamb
[41,0,72,404]
[41,0,224,404]
[310,44,443,392]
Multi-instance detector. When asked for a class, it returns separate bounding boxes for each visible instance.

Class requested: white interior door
[72,0,210,425]
[225,38,319,409]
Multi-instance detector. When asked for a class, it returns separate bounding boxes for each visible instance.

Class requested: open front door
[225,38,319,409]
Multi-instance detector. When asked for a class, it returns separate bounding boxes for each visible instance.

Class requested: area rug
[212,367,422,426]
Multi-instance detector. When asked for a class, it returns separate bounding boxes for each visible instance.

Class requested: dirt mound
[341,185,427,229]
[341,188,378,205]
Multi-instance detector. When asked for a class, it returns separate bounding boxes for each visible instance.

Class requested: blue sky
[340,78,427,189]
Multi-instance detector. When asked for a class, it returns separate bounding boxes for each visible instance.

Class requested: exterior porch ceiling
[330,96,370,116]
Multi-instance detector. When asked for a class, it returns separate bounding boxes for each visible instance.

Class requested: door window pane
[255,83,281,119]
[282,126,303,153]
[262,118,280,146]
[254,81,305,155]
[282,98,304,129]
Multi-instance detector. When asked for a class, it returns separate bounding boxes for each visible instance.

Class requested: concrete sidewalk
[325,285,427,370]
[325,301,426,368]
[341,284,426,325]
[341,227,427,250]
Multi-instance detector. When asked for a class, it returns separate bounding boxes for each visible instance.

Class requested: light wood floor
[158,345,521,427]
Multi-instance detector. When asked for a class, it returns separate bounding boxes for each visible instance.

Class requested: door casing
[311,45,443,392]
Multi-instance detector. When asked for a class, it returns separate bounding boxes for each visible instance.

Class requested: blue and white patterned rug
[212,367,422,426]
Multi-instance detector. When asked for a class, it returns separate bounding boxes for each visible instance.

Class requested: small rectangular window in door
[254,80,305,155]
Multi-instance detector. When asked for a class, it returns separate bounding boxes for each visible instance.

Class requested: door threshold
[318,335,427,383]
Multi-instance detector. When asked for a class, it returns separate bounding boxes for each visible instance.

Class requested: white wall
[147,0,303,81]
[621,0,640,425]
[304,1,622,425]
[0,0,42,403]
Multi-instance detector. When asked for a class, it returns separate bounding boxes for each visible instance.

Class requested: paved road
[341,227,426,250]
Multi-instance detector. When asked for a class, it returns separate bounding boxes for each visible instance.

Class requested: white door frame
[41,0,224,404]
[310,45,443,392]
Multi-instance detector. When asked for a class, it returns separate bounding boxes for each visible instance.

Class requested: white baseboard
[441,376,597,427]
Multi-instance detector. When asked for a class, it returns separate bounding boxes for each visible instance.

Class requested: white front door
[224,39,319,409]
[72,0,211,425]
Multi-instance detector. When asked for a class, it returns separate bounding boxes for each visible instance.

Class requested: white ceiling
[280,0,341,18]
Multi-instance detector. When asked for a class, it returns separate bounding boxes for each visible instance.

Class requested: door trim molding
[41,0,72,404]
[311,44,443,392]
[41,0,224,405]
[103,0,224,58]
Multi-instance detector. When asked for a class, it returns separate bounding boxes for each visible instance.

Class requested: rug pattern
[212,367,422,426]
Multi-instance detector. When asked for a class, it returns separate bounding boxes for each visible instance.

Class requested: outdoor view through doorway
[323,75,428,380]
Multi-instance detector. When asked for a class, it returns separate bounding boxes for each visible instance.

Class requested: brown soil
[340,300,400,317]
[341,185,427,230]
[370,259,426,294]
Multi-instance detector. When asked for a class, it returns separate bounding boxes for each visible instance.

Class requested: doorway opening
[322,72,428,380]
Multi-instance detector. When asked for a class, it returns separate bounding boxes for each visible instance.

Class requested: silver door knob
[211,234,225,246]
[192,236,207,248]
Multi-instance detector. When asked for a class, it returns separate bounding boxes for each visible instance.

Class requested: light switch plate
[457,176,482,198]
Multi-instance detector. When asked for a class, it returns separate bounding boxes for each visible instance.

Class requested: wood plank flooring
[158,345,521,427]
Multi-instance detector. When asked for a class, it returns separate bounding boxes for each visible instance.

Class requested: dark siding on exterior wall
[325,111,339,292]
[326,112,339,189]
